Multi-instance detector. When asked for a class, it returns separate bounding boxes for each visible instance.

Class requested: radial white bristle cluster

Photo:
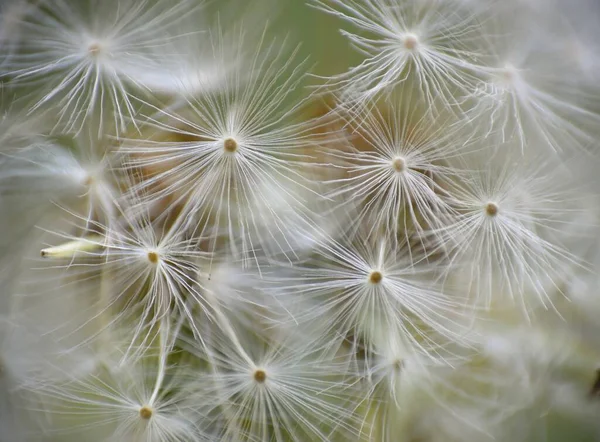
[309,0,489,113]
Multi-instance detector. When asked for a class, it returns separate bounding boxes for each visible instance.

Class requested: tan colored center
[254,369,267,383]
[392,157,406,173]
[485,202,499,217]
[147,251,159,264]
[499,64,518,85]
[88,43,102,56]
[369,270,383,284]
[403,34,419,51]
[139,406,153,420]
[223,137,238,153]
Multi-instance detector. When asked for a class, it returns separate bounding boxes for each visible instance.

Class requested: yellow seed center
[369,270,383,284]
[254,369,267,383]
[223,137,238,153]
[147,251,159,264]
[485,202,499,217]
[139,406,153,420]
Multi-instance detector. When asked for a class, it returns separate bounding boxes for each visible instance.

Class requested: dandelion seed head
[5,1,598,439]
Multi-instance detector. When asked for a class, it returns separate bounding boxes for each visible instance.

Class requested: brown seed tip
[485,202,499,217]
[139,406,153,420]
[223,137,238,153]
[393,359,404,371]
[392,157,406,173]
[253,369,267,383]
[369,270,383,284]
[147,251,159,264]
[403,34,419,51]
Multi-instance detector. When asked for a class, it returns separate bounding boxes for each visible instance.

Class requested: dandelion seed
[353,329,477,442]
[463,18,600,154]
[124,30,321,267]
[364,331,446,407]
[0,119,121,236]
[325,95,465,242]
[32,185,215,360]
[436,149,590,316]
[185,326,360,442]
[264,227,469,364]
[31,343,211,442]
[2,0,203,134]
[40,234,103,259]
[310,0,489,112]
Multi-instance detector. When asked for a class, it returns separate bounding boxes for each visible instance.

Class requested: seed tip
[223,137,238,153]
[403,34,419,51]
[485,202,499,217]
[392,157,406,173]
[369,270,383,284]
[253,369,267,383]
[139,406,153,420]
[147,251,159,264]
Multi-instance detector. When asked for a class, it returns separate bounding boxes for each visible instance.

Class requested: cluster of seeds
[1,0,600,441]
